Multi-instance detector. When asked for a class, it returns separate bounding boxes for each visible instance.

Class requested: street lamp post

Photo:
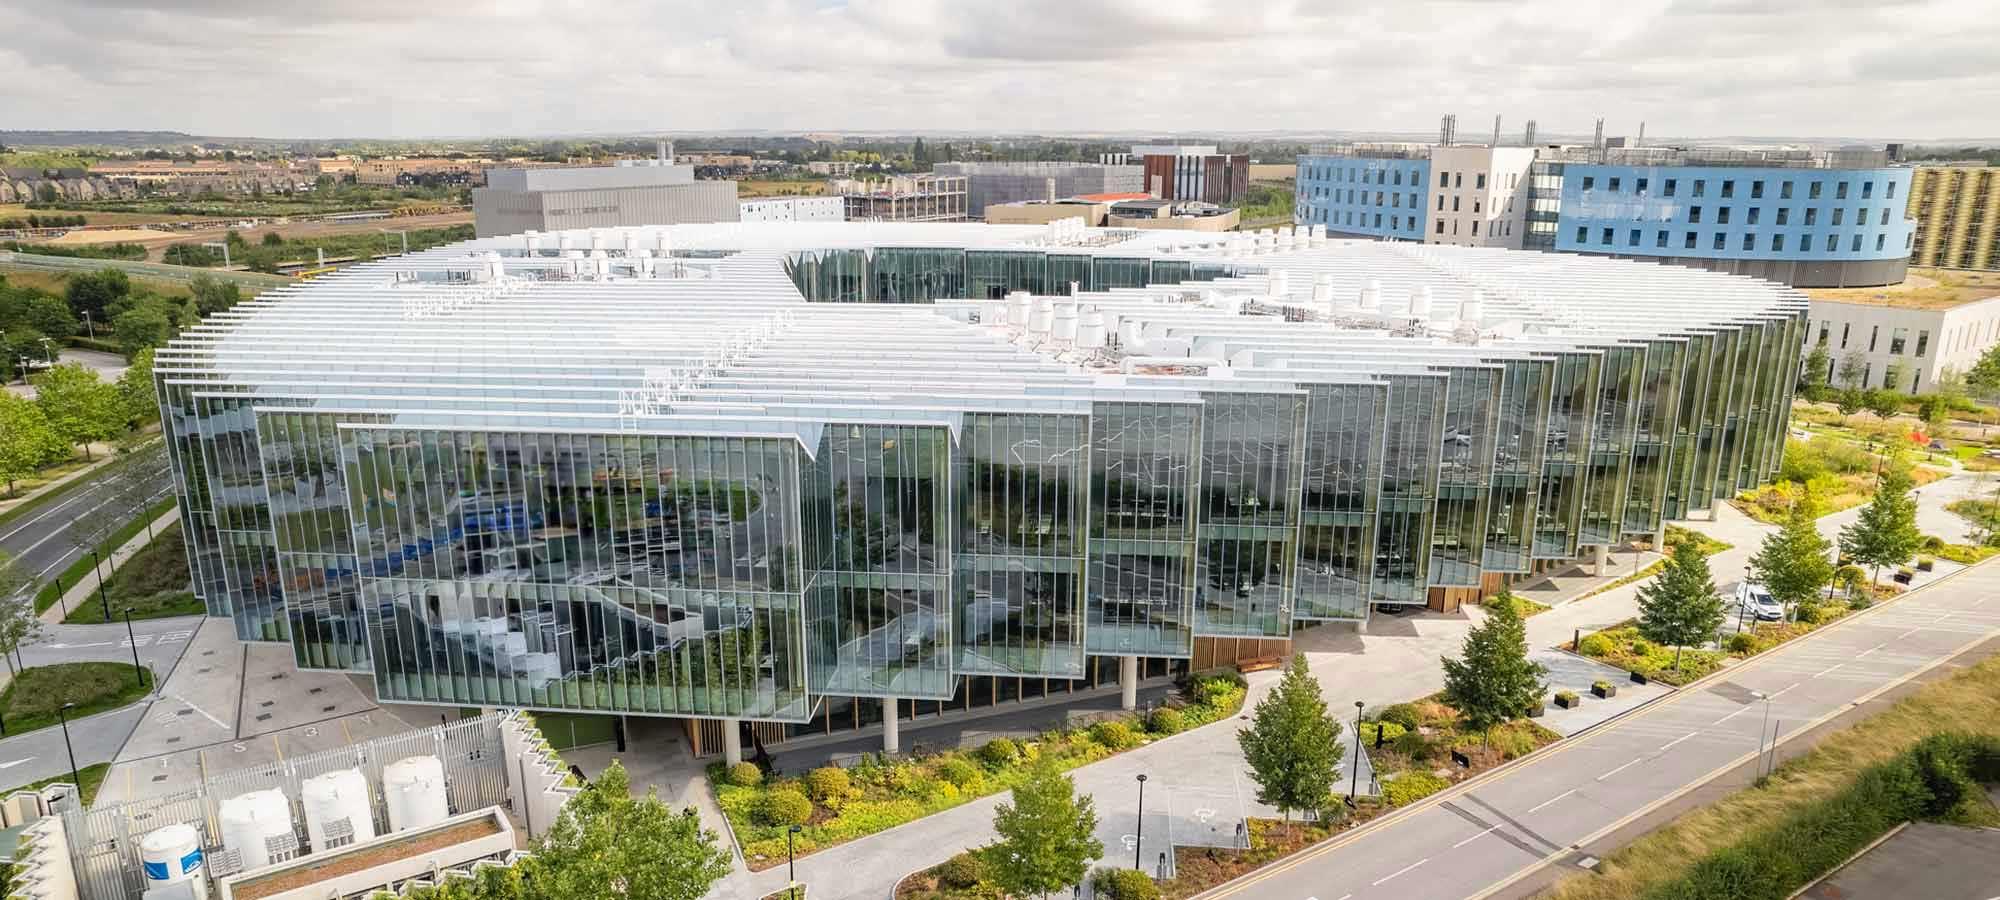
[90,549,111,619]
[1737,565,1752,634]
[786,824,802,899]
[56,703,80,800]
[1133,773,1148,870]
[1348,700,1365,804]
[122,607,145,689]
[1755,690,1774,777]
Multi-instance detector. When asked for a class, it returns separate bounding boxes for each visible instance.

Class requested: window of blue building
[1629,228,1640,247]
[1693,179,1706,197]
[1748,207,1760,225]
[1713,232,1726,250]
[1689,205,1702,224]
[1685,231,1697,249]
[1810,182,1823,199]
[1887,181,1898,199]
[1742,233,1755,251]
[1721,180,1735,198]
[1581,175,1594,190]
[1826,234,1838,252]
[1718,207,1731,225]
[1609,176,1621,192]
[1862,181,1874,200]
[1836,182,1849,200]
[1655,230,1668,248]
[1805,208,1818,226]
[1664,178,1677,197]
[1851,234,1863,252]
[1833,208,1844,226]
[1751,180,1765,199]
[1601,227,1614,245]
[1781,181,1794,200]
[1777,208,1790,225]
[1800,233,1811,252]
[1877,234,1887,251]
[1576,226,1587,243]
[1638,177,1650,194]
[1774,234,1786,252]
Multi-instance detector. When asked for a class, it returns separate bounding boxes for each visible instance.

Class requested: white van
[1735,581,1785,621]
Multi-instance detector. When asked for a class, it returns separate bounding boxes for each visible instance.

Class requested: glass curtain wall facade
[154,226,1807,734]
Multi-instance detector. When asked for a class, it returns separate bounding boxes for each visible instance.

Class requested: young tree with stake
[1238,654,1342,832]
[1636,538,1725,670]
[1441,592,1548,733]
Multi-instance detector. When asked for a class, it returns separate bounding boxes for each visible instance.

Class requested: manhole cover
[255,713,272,722]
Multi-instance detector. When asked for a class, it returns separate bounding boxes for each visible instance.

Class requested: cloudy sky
[7,0,1998,141]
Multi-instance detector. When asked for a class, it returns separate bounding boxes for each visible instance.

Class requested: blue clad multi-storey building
[1295,150,1429,241]
[1298,142,1917,288]
[1526,149,1916,288]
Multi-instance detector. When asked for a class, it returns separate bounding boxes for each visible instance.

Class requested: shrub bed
[0,662,153,734]
[1572,624,1726,686]
[718,670,1247,871]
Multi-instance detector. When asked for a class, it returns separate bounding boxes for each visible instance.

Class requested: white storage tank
[301,768,377,853]
[383,755,450,832]
[219,789,293,873]
[140,823,206,896]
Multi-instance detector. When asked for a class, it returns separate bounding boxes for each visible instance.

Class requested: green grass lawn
[0,662,153,735]
[0,762,109,805]
[63,522,202,624]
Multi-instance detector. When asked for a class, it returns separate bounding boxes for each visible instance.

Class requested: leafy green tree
[1864,387,1903,421]
[1238,654,1343,827]
[1750,498,1835,618]
[521,760,729,900]
[0,552,44,676]
[63,267,129,322]
[112,304,175,355]
[1636,539,1725,669]
[0,327,52,381]
[1836,387,1864,424]
[1799,344,1832,402]
[117,348,159,427]
[0,392,68,493]
[1969,344,2000,399]
[188,274,242,315]
[983,757,1103,896]
[31,363,123,459]
[1836,350,1867,389]
[1441,592,1548,732]
[0,288,79,341]
[1839,463,1922,586]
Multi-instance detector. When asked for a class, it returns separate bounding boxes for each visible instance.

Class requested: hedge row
[1642,732,2000,900]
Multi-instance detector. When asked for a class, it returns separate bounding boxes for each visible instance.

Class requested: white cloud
[2,0,1996,140]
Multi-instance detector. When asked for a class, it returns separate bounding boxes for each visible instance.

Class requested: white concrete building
[739,195,845,223]
[1807,294,2000,393]
[1426,146,1536,249]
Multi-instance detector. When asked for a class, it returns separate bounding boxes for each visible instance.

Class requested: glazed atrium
[155,220,1803,745]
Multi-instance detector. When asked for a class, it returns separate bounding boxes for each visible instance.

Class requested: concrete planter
[1592,682,1618,699]
[1553,692,1581,709]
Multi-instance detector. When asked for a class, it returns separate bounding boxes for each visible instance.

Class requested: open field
[0,204,197,227]
[1803,267,2000,310]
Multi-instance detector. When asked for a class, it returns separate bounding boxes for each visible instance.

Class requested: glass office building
[155,220,1803,732]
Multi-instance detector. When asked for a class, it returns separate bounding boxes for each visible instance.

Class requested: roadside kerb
[1190,556,1991,900]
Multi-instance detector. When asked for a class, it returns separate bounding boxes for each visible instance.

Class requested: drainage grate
[197,667,212,674]
[202,650,215,656]
[176,709,193,716]
[322,705,337,713]
[308,687,324,695]
[167,736,182,744]
[259,700,275,708]
[269,673,286,681]
[152,775,168,783]
[255,713,272,722]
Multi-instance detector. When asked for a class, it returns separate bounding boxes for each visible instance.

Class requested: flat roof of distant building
[1075,192,1152,202]
[1805,268,2000,311]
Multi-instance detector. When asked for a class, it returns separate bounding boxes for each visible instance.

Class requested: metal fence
[63,715,510,900]
[0,250,295,290]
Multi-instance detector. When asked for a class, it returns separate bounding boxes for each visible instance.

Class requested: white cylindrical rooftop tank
[622,231,640,254]
[383,756,450,833]
[1028,297,1056,334]
[1268,270,1290,301]
[656,230,673,254]
[588,231,606,252]
[1007,291,1033,328]
[557,233,574,252]
[1311,273,1334,306]
[524,234,541,255]
[1051,302,1079,343]
[1077,309,1107,350]
[219,789,292,873]
[301,768,377,853]
[140,823,206,896]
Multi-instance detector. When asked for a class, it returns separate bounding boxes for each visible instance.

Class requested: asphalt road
[1198,559,2000,900]
[0,444,175,598]
[0,616,201,792]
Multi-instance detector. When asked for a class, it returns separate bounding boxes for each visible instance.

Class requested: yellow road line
[272,734,284,764]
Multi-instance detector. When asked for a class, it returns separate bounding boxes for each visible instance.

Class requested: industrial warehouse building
[154,221,1801,754]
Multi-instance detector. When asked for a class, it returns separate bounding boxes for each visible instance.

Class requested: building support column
[882,698,900,754]
[1120,656,1139,711]
[1594,543,1610,576]
[721,718,742,767]
[1653,527,1667,555]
